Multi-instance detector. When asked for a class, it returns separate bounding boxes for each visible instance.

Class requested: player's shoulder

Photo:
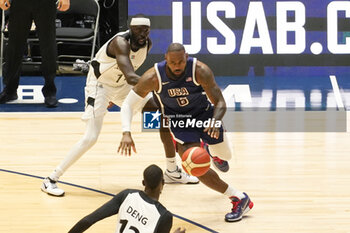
[153,199,172,216]
[119,188,140,195]
[194,59,214,85]
[134,191,170,214]
[109,31,131,51]
[114,188,140,200]
[113,35,130,48]
[195,59,210,71]
[146,65,157,74]
[142,66,158,80]
[116,30,131,41]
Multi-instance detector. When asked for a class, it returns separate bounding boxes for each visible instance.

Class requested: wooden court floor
[0,112,350,233]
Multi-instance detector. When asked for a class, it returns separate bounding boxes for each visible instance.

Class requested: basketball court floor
[1,111,349,233]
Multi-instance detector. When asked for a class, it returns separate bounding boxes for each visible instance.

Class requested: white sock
[49,168,63,182]
[224,185,245,200]
[166,157,177,172]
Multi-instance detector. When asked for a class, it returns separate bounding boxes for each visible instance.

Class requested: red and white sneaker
[225,192,254,222]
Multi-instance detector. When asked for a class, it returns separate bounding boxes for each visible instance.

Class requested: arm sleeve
[68,190,129,233]
[121,89,146,132]
[155,211,173,233]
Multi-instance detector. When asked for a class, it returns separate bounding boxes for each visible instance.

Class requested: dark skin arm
[117,67,159,156]
[107,37,152,109]
[147,38,153,53]
[195,61,226,139]
[108,37,144,86]
[133,67,159,97]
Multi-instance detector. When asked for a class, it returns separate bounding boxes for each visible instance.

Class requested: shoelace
[177,168,190,177]
[212,156,224,165]
[47,178,58,188]
[182,171,191,178]
[230,197,241,212]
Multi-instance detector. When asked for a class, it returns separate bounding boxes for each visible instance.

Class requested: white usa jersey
[88,30,148,87]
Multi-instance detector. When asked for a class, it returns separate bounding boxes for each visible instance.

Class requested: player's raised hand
[57,0,70,12]
[0,0,11,10]
[173,227,186,233]
[118,132,137,156]
[203,118,221,139]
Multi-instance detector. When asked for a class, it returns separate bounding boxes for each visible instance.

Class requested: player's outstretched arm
[118,68,159,156]
[109,37,140,86]
[68,195,120,233]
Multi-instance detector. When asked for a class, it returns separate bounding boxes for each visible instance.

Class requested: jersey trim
[168,128,185,144]
[153,91,165,116]
[152,92,185,145]
[105,30,131,59]
[192,58,200,86]
[154,63,163,94]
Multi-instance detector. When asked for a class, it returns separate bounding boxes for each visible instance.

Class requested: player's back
[116,189,171,233]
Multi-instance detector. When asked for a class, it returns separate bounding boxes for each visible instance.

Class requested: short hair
[166,43,185,53]
[143,164,163,190]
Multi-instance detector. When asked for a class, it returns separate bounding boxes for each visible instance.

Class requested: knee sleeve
[208,134,233,161]
[81,116,103,145]
[56,116,104,175]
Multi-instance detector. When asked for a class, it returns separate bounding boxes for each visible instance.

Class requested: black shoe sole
[0,95,18,104]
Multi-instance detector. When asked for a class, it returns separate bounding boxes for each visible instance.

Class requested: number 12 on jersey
[119,219,140,233]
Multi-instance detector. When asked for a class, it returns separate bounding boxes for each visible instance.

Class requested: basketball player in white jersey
[41,15,198,196]
[68,164,186,233]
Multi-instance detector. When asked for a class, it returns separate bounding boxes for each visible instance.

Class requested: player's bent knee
[81,133,99,147]
[209,137,233,161]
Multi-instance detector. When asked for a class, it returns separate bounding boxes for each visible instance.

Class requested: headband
[130,17,151,27]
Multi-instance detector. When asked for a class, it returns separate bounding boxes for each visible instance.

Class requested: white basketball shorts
[81,72,151,120]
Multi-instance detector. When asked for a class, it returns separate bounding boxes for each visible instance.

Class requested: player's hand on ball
[203,118,220,139]
[118,132,137,156]
[173,227,186,233]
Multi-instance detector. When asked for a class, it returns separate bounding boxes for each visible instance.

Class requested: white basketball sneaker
[41,177,65,196]
[164,166,199,184]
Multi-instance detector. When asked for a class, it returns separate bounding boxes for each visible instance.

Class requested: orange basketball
[181,147,211,177]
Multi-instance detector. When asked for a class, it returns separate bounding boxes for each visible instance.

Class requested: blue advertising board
[130,0,350,76]
[0,1,349,124]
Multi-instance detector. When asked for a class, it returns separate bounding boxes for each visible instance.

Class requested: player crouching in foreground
[118,43,253,222]
[68,164,186,233]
